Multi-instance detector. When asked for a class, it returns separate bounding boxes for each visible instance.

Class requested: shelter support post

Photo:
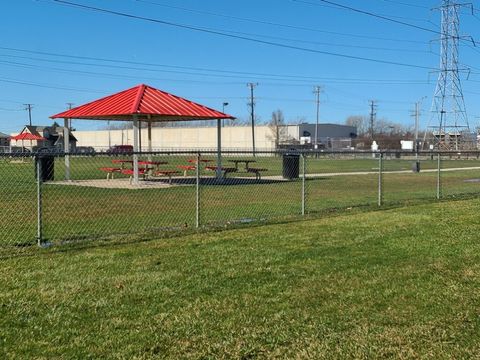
[147,121,152,160]
[64,118,70,181]
[216,119,222,180]
[196,153,201,228]
[139,120,142,154]
[132,115,140,185]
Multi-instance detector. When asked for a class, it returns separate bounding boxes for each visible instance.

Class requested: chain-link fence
[2,150,480,257]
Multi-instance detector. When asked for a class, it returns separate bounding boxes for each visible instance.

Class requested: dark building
[18,124,77,151]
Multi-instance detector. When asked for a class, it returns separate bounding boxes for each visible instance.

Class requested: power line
[0,55,434,87]
[378,0,430,10]
[0,76,106,94]
[48,0,436,70]
[292,0,441,34]
[136,0,431,44]
[0,47,434,85]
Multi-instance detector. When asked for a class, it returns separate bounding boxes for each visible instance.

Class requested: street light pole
[222,102,229,127]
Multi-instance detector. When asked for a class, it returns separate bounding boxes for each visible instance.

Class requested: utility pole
[247,83,258,156]
[313,86,323,149]
[24,104,33,126]
[66,102,74,130]
[369,100,377,139]
[412,97,427,151]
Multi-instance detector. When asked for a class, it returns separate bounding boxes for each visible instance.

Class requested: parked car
[107,145,134,154]
[75,146,96,155]
[10,146,31,154]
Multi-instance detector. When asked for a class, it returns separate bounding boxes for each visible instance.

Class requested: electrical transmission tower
[427,0,473,150]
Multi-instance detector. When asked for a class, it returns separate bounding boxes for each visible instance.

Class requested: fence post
[36,156,43,246]
[195,152,200,228]
[378,152,383,206]
[436,152,441,200]
[301,153,306,216]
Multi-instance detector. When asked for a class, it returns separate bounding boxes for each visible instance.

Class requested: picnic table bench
[205,166,238,178]
[177,165,196,176]
[121,168,147,184]
[246,167,269,180]
[99,167,122,180]
[155,170,180,184]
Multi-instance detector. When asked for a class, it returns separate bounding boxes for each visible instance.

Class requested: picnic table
[102,159,177,183]
[228,159,256,170]
[177,159,213,176]
[228,159,268,180]
[138,160,168,171]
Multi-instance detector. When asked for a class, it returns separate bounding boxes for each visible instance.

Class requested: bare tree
[268,109,288,148]
[345,115,367,136]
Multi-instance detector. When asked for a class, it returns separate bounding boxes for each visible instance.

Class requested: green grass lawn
[2,198,480,358]
[2,154,480,249]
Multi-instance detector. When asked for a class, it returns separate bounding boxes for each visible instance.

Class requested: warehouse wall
[73,125,277,150]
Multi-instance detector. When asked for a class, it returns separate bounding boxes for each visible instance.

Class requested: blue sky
[0,0,479,133]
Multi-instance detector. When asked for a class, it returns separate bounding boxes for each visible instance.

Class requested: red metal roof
[10,133,46,141]
[50,84,235,121]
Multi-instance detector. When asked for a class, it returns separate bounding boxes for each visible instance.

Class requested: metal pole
[24,104,33,126]
[302,153,306,216]
[196,153,200,228]
[63,118,70,181]
[132,115,140,185]
[138,120,142,154]
[108,120,111,149]
[216,119,223,181]
[437,152,441,200]
[247,83,257,157]
[222,102,228,127]
[147,120,152,162]
[378,152,383,206]
[314,86,322,149]
[415,102,419,160]
[36,156,43,246]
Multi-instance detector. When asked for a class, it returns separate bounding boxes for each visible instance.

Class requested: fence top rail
[3,149,480,158]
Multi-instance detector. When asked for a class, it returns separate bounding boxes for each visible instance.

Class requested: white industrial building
[72,123,356,151]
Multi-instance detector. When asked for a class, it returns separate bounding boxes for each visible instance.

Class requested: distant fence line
[2,149,480,257]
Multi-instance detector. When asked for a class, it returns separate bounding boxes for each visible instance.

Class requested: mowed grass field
[2,198,480,358]
[1,154,480,249]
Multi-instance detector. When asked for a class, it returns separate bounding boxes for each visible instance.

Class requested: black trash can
[412,160,421,173]
[283,153,300,179]
[35,148,55,181]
